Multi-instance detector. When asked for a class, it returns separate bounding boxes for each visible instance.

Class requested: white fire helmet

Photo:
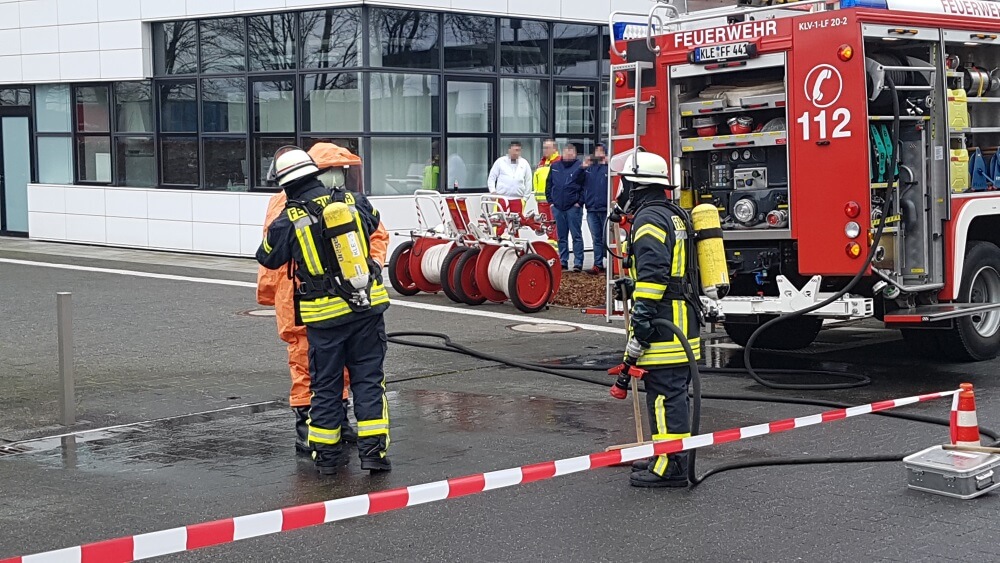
[271,146,321,187]
[622,150,673,187]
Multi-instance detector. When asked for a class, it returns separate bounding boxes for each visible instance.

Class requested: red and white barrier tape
[1,389,959,563]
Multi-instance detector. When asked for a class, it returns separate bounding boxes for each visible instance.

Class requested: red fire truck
[607,0,1000,360]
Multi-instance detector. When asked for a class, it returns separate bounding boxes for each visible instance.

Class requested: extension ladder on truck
[604,60,655,322]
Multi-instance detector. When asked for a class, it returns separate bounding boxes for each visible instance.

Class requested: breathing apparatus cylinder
[322,201,370,291]
[691,203,730,301]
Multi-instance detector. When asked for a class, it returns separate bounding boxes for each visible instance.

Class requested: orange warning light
[838,44,854,61]
[846,242,862,258]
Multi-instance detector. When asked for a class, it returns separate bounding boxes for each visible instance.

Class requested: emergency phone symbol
[804,64,843,109]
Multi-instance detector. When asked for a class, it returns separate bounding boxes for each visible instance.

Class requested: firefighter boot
[313,444,349,476]
[630,458,652,472]
[629,454,689,488]
[293,407,311,457]
[359,438,392,473]
[341,399,358,444]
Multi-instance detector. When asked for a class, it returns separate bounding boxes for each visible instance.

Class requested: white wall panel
[19,0,58,28]
[59,23,101,52]
[0,55,21,82]
[238,193,270,225]
[105,189,148,218]
[21,53,59,81]
[57,0,99,25]
[186,0,236,17]
[451,0,505,15]
[192,192,241,224]
[21,25,59,55]
[140,0,187,20]
[148,191,193,221]
[234,0,287,11]
[99,48,144,79]
[65,187,106,216]
[0,30,20,56]
[508,0,560,19]
[565,0,610,22]
[149,219,193,250]
[240,224,263,255]
[29,212,67,240]
[59,51,102,80]
[98,21,143,51]
[284,0,359,7]
[106,217,149,246]
[27,185,66,213]
[0,3,19,30]
[65,214,107,243]
[98,0,142,22]
[193,222,241,255]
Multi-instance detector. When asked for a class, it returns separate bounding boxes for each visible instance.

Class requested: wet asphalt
[1,241,999,562]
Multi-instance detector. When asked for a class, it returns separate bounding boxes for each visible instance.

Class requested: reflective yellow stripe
[634,281,666,301]
[671,235,685,277]
[652,455,669,476]
[654,396,667,437]
[262,235,272,254]
[298,283,390,323]
[295,225,324,276]
[357,418,389,437]
[308,425,341,445]
[634,224,667,244]
[652,432,691,441]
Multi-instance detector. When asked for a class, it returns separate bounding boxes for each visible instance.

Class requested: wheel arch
[944,197,1000,301]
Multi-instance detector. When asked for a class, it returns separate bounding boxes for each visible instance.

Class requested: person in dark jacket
[582,143,609,274]
[545,143,586,271]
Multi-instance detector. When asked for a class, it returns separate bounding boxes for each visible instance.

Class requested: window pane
[447,81,492,134]
[556,136,594,158]
[552,24,600,76]
[77,136,112,183]
[370,73,438,133]
[300,8,362,69]
[160,137,199,185]
[200,18,246,74]
[501,79,547,134]
[502,137,543,165]
[0,88,30,106]
[115,82,153,133]
[370,137,434,195]
[447,138,488,190]
[600,82,609,137]
[202,78,247,134]
[248,13,296,71]
[369,8,439,69]
[253,136,296,188]
[75,86,110,133]
[115,136,155,187]
[35,84,71,133]
[37,136,73,184]
[253,78,294,133]
[154,21,198,75]
[203,138,248,190]
[158,81,197,133]
[500,19,548,74]
[555,83,595,135]
[302,73,362,132]
[601,26,611,77]
[443,15,495,72]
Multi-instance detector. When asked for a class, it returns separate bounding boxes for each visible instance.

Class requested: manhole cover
[509,323,578,334]
[241,309,276,317]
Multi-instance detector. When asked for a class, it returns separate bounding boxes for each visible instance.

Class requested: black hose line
[741,75,901,391]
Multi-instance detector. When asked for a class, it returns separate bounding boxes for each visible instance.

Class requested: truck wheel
[508,254,553,314]
[723,315,823,350]
[388,241,420,296]
[439,246,468,303]
[937,241,1000,361]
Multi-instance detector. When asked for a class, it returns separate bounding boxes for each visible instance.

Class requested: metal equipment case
[903,445,1000,499]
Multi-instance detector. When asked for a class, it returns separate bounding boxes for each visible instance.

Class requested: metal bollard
[57,292,75,426]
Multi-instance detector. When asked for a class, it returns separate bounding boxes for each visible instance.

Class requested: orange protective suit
[256,144,389,408]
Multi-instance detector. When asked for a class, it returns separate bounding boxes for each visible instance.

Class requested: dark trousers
[306,314,389,463]
[585,209,606,268]
[644,364,692,476]
[552,205,584,268]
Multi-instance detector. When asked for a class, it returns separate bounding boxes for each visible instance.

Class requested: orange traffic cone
[951,383,981,447]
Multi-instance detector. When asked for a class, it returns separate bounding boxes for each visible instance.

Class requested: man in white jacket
[487,141,533,198]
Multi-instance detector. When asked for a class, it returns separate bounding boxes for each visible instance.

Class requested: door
[444,77,495,191]
[1,116,31,234]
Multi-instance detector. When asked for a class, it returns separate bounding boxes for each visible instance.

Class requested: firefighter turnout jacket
[257,178,390,328]
[627,202,701,367]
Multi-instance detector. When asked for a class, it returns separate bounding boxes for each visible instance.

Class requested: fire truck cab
[609,0,1000,360]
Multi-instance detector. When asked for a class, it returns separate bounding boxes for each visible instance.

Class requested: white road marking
[0,257,627,336]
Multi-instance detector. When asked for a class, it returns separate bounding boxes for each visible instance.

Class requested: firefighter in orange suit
[256,143,389,457]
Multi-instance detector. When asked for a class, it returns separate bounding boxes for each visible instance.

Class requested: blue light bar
[613,22,660,41]
[840,0,888,8]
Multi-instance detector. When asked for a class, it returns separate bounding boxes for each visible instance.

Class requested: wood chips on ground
[550,271,607,309]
